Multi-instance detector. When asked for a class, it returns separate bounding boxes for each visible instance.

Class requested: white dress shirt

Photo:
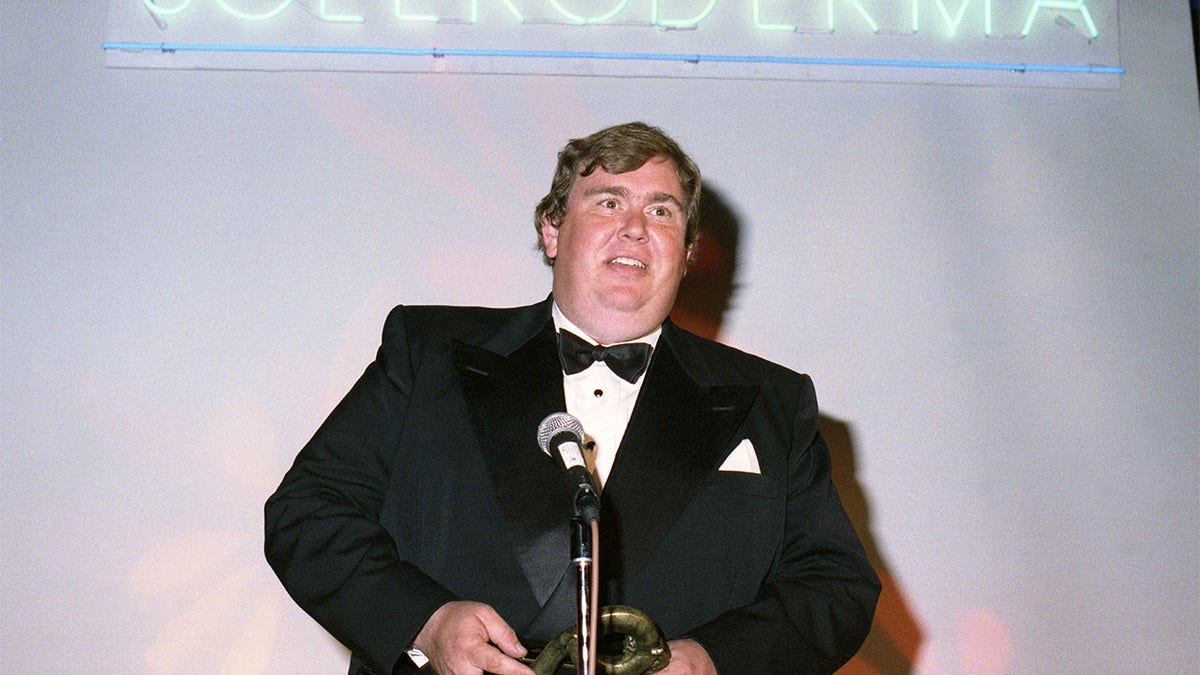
[552,302,660,488]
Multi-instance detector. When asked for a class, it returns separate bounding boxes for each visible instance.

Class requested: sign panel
[105,1,1122,87]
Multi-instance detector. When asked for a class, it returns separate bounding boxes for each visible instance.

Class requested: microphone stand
[571,486,600,675]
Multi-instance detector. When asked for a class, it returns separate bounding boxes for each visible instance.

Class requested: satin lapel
[600,334,758,588]
[454,318,572,608]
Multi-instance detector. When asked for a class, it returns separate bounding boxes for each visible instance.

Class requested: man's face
[541,157,692,344]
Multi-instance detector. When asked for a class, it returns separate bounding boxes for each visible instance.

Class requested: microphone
[537,412,600,523]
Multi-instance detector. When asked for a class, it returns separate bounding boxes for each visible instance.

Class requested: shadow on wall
[670,186,741,339]
[1192,1,1199,95]
[821,417,924,675]
[670,187,924,674]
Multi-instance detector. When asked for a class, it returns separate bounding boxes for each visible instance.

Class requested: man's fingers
[413,601,533,675]
[474,605,528,659]
[473,646,535,675]
[655,639,718,675]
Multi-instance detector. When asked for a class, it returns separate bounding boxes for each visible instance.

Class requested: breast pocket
[700,469,776,498]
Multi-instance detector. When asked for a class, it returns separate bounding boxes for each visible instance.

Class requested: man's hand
[412,601,535,675]
[657,639,718,675]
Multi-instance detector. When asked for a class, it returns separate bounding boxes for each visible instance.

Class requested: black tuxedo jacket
[265,298,879,675]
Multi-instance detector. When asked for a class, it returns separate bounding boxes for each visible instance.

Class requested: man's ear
[540,216,560,259]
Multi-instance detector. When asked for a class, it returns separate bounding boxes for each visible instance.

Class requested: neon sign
[105,1,1122,87]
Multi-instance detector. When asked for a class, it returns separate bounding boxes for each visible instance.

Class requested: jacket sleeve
[684,376,881,674]
[264,306,457,675]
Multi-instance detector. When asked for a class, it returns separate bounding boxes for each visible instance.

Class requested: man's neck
[552,301,662,347]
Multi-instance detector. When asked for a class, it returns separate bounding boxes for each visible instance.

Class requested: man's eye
[651,206,672,218]
[601,199,619,209]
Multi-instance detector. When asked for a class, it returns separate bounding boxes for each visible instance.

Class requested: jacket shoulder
[381,300,550,352]
[664,322,810,388]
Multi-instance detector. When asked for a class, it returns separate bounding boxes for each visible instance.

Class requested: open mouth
[609,256,647,270]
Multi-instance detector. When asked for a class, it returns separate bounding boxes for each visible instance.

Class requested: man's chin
[595,298,675,331]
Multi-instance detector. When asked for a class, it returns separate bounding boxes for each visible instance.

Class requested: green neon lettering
[140,0,1105,43]
[913,0,972,35]
[753,0,796,31]
[141,0,193,15]
[496,0,524,22]
[318,0,364,22]
[409,1,481,23]
[797,0,877,34]
[395,0,439,22]
[840,0,880,33]
[215,0,294,21]
[547,0,629,25]
[460,0,480,23]
[652,0,717,28]
[1021,0,1098,37]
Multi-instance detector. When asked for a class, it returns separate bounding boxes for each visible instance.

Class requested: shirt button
[594,389,604,398]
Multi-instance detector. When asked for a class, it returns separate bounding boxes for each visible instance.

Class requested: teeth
[611,257,646,269]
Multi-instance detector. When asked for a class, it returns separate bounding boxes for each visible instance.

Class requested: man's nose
[619,210,649,240]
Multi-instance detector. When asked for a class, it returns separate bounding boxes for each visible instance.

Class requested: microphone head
[537,412,584,454]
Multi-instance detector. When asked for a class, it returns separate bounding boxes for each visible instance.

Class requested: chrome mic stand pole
[570,517,596,675]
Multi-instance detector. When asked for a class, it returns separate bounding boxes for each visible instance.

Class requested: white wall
[3,2,1197,673]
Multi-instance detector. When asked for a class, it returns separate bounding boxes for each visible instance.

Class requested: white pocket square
[718,438,761,474]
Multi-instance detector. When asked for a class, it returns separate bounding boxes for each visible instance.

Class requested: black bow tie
[558,330,652,384]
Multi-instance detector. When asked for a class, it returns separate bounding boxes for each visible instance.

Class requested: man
[265,122,879,675]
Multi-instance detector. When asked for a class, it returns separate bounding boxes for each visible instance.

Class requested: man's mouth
[609,256,647,270]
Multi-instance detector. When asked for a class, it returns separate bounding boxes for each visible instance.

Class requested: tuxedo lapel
[454,313,573,610]
[600,329,758,590]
